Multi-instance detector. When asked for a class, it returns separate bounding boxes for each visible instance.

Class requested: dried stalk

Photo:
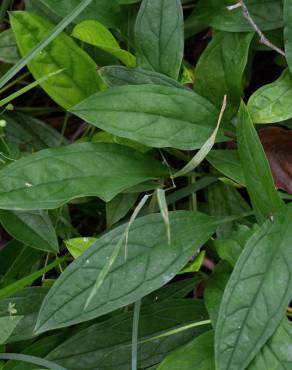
[227,0,285,56]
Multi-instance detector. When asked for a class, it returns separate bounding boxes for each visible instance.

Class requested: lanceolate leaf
[237,103,284,223]
[72,20,136,67]
[70,84,225,150]
[100,66,184,89]
[248,69,292,123]
[135,0,184,79]
[195,31,253,118]
[215,203,292,370]
[46,300,208,370]
[0,143,167,210]
[10,11,103,109]
[35,211,217,333]
[0,210,59,252]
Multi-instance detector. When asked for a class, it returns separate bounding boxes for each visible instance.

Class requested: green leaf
[237,102,284,223]
[157,331,215,370]
[4,112,66,151]
[144,276,202,304]
[193,0,283,32]
[0,258,65,300]
[0,316,23,345]
[135,0,184,79]
[35,211,217,332]
[100,66,184,89]
[215,203,292,370]
[207,150,246,186]
[92,131,149,153]
[284,0,292,75]
[10,11,103,109]
[204,261,232,327]
[207,182,250,239]
[0,143,167,210]
[248,69,292,123]
[40,0,121,28]
[0,241,43,287]
[72,20,136,67]
[195,31,253,119]
[0,29,20,64]
[0,288,48,344]
[173,95,226,178]
[70,84,225,150]
[65,237,96,258]
[0,210,58,252]
[248,318,292,370]
[106,193,139,228]
[215,225,258,267]
[46,299,208,370]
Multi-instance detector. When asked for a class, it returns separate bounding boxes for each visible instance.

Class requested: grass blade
[173,95,227,178]
[131,299,142,370]
[0,69,64,108]
[0,0,94,90]
[0,353,66,370]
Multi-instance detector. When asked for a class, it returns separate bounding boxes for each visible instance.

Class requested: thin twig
[227,1,285,56]
[70,122,87,142]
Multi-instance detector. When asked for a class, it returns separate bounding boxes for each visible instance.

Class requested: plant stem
[131,300,141,370]
[227,1,285,56]
[0,72,30,95]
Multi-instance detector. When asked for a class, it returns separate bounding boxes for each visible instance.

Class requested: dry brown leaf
[258,127,292,194]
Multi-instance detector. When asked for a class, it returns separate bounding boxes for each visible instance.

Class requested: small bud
[6,104,14,111]
[0,120,7,128]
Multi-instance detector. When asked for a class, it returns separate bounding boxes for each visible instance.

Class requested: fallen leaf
[258,127,292,194]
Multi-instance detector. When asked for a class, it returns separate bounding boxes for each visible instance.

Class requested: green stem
[131,300,141,370]
[0,72,30,95]
[0,354,66,370]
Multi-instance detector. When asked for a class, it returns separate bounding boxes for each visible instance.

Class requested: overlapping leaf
[0,143,167,210]
[135,0,184,79]
[10,11,103,109]
[71,84,225,150]
[237,103,284,223]
[35,211,217,332]
[215,203,292,370]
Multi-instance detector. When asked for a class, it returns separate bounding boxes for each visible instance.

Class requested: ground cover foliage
[0,0,292,369]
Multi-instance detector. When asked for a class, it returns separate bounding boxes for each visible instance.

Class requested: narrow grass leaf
[173,95,227,178]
